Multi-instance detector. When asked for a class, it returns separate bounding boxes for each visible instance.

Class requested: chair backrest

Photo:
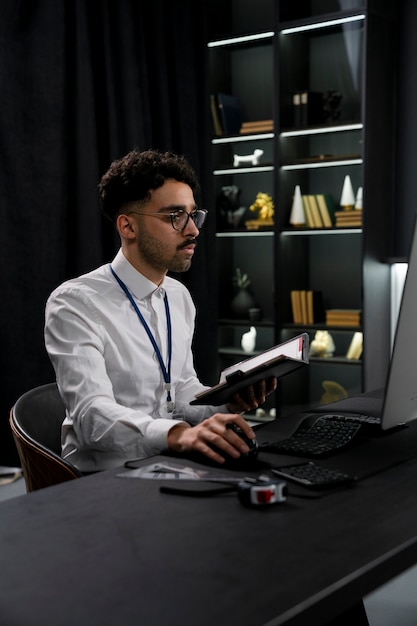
[9,382,83,492]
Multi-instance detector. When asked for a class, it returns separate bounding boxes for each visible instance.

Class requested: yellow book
[301,195,315,228]
[290,290,302,324]
[306,195,323,228]
[316,194,333,228]
[306,290,313,324]
[299,290,308,324]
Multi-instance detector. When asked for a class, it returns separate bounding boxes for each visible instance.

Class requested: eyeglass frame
[127,208,208,232]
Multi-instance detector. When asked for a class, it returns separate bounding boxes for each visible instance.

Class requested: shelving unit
[207,0,397,417]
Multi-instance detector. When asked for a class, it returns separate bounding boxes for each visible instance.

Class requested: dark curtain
[0,0,217,465]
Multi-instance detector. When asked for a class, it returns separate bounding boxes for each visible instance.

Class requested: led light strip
[281,159,362,171]
[281,14,365,35]
[208,31,274,47]
[281,123,363,138]
[213,133,274,144]
[214,166,274,175]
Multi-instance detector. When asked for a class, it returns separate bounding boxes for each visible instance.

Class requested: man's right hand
[167,413,256,464]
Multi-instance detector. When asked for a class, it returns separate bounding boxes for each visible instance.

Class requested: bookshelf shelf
[280,228,362,236]
[309,356,362,366]
[212,133,274,144]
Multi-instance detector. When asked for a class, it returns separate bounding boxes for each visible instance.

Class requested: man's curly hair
[98,148,200,223]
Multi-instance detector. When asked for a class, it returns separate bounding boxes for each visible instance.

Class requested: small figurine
[320,380,348,404]
[309,330,335,358]
[249,192,274,221]
[233,148,264,167]
[245,192,274,230]
[216,185,246,229]
[241,326,257,353]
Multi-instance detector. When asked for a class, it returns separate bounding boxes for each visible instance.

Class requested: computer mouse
[225,423,259,463]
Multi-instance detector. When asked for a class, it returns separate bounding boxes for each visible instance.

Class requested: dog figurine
[233,149,264,167]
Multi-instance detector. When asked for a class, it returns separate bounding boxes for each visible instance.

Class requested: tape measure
[237,475,288,507]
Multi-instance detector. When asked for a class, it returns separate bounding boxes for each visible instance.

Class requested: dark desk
[2,419,417,626]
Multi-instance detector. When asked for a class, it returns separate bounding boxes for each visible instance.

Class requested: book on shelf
[190,333,309,406]
[290,290,303,324]
[297,193,336,229]
[335,208,362,227]
[306,290,325,324]
[299,289,308,325]
[306,194,323,228]
[316,194,336,227]
[240,119,274,134]
[301,195,315,228]
[326,309,362,327]
[290,290,325,324]
[293,92,301,127]
[216,92,242,135]
[301,195,323,228]
[346,331,363,360]
[299,91,324,127]
[210,94,223,136]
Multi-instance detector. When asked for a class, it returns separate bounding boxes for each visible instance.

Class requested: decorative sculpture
[233,148,264,167]
[340,175,355,211]
[245,192,274,230]
[309,330,335,358]
[216,185,246,229]
[289,185,305,227]
[241,326,257,353]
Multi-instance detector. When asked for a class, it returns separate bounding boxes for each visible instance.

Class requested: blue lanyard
[110,265,173,412]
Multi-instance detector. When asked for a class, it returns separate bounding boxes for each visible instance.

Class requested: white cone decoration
[355,186,363,210]
[289,184,305,226]
[340,175,355,211]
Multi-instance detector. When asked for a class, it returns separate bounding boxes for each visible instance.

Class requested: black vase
[230,288,256,318]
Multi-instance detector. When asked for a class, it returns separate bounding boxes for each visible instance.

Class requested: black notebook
[216,93,242,135]
[191,333,309,406]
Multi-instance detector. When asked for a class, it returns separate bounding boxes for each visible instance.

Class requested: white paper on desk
[117,461,242,482]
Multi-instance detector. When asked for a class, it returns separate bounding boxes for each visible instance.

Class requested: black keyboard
[330,413,381,427]
[260,414,363,457]
[271,461,357,489]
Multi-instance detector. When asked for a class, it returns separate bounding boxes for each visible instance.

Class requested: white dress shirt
[44,249,225,471]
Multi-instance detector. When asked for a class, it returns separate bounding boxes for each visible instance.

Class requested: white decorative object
[233,148,264,167]
[309,330,335,358]
[355,186,363,210]
[241,326,257,353]
[289,184,305,226]
[340,175,355,210]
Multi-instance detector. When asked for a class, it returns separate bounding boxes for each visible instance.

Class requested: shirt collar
[111,249,165,300]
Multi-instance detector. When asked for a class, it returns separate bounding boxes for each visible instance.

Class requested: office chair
[9,382,83,493]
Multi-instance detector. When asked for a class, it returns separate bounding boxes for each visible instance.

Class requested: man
[44,148,276,472]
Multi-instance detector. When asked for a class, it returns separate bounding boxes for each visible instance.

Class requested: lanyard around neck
[110,265,173,412]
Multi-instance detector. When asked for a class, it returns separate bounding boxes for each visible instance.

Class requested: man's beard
[137,231,196,273]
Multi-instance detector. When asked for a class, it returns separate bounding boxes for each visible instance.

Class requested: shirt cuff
[142,418,188,453]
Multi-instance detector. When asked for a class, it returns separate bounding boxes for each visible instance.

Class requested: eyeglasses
[129,208,208,232]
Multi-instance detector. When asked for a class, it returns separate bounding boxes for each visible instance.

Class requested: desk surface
[2,418,417,626]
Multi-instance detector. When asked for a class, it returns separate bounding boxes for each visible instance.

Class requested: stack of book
[334,208,362,227]
[290,290,325,325]
[326,309,361,327]
[240,120,274,134]
[300,194,336,228]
